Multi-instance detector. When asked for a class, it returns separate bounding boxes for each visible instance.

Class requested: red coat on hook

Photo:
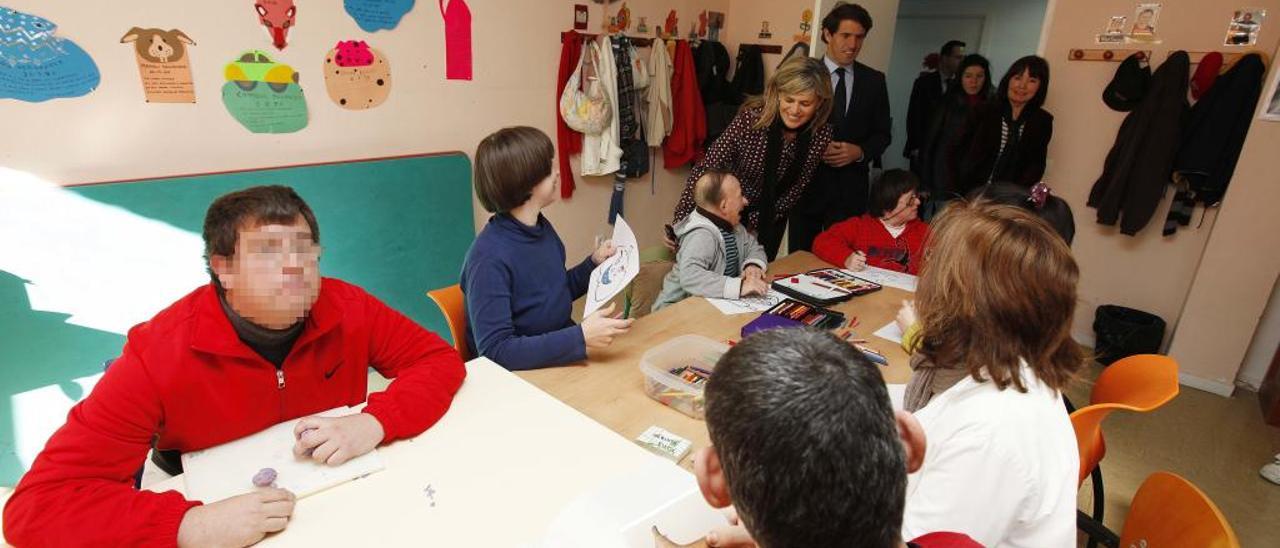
[664,40,706,169]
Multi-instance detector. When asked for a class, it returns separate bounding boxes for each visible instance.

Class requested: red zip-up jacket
[812,215,930,275]
[3,278,466,547]
[663,39,706,169]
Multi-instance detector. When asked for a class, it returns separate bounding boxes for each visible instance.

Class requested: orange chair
[1116,472,1239,548]
[427,284,471,361]
[1071,354,1180,546]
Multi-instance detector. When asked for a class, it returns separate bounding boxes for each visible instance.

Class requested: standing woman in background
[670,55,834,260]
[920,54,993,207]
[954,55,1053,195]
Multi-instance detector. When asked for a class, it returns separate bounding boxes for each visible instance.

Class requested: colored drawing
[221,49,307,133]
[120,27,196,103]
[344,0,415,32]
[0,7,99,102]
[254,0,296,50]
[323,40,391,109]
[584,215,639,317]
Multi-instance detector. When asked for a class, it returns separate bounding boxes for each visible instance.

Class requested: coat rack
[1067,48,1149,62]
[1180,51,1251,65]
[738,43,783,55]
[562,30,655,48]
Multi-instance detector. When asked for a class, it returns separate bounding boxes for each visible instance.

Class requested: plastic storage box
[639,334,730,420]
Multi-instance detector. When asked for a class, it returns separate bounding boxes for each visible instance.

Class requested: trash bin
[1092,305,1167,365]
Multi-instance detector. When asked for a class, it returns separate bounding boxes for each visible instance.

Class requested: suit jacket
[955,102,1053,195]
[906,71,946,156]
[802,61,892,217]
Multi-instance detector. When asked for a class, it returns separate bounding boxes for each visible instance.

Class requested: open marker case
[770,267,882,306]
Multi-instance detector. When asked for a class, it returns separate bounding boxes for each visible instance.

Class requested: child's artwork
[119,28,196,103]
[254,0,297,50]
[0,7,100,102]
[1225,8,1265,46]
[854,265,918,292]
[344,0,416,32]
[323,40,392,109]
[439,0,472,80]
[704,289,785,315]
[585,215,640,317]
[181,406,385,503]
[221,49,308,133]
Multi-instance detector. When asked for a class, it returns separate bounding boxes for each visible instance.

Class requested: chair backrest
[427,284,470,361]
[623,246,676,320]
[1070,354,1180,485]
[1120,472,1240,548]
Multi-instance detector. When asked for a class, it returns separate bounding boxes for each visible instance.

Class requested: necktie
[832,67,848,128]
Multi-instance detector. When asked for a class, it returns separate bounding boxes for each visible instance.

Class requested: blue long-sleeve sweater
[461,213,596,370]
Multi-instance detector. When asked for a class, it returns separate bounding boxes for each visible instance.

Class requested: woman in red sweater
[813,169,929,274]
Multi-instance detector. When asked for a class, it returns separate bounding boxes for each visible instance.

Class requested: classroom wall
[1236,279,1280,390]
[1037,0,1280,394]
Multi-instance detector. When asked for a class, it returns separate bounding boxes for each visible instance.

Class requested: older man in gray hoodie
[653,170,769,311]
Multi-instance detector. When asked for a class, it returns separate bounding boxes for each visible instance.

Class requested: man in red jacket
[3,185,467,547]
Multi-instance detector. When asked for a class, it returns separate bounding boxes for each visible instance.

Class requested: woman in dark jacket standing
[955,55,1053,195]
[920,54,993,203]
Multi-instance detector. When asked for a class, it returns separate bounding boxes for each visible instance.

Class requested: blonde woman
[670,55,834,259]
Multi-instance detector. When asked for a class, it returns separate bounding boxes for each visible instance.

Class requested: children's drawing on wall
[323,40,391,109]
[344,0,415,32]
[221,50,308,133]
[0,7,99,102]
[636,16,648,34]
[120,28,196,103]
[1225,8,1265,45]
[584,215,639,317]
[1098,15,1127,44]
[575,5,589,30]
[439,0,472,80]
[1126,3,1162,43]
[793,8,813,44]
[254,0,297,50]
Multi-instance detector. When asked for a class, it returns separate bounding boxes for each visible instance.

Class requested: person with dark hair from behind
[788,2,893,253]
[694,328,980,548]
[905,40,966,173]
[811,169,929,274]
[462,126,633,371]
[970,181,1075,245]
[954,55,1054,195]
[919,54,993,207]
[4,185,467,546]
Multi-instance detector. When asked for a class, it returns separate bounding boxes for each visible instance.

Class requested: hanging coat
[730,45,765,104]
[664,40,706,169]
[1174,53,1266,206]
[582,36,623,176]
[646,38,673,147]
[1087,51,1190,235]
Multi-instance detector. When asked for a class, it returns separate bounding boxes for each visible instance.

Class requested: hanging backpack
[559,42,612,135]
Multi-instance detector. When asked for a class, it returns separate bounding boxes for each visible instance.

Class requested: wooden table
[517,251,914,468]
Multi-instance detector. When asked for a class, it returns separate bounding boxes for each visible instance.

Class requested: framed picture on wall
[1259,53,1280,121]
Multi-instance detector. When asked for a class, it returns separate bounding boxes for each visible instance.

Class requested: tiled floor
[1067,362,1280,547]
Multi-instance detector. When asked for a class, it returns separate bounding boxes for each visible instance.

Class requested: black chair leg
[1086,464,1106,548]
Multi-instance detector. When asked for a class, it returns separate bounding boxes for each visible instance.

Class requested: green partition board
[0,153,476,485]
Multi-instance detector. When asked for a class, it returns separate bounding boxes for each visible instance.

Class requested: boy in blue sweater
[461,127,634,370]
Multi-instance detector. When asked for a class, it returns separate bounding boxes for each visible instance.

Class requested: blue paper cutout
[0,7,100,102]
[343,0,415,32]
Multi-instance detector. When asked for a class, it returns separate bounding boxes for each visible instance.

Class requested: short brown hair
[203,185,320,286]
[474,126,555,213]
[868,169,919,218]
[694,169,737,207]
[915,200,1083,392]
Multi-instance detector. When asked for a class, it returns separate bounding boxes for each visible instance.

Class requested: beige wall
[1037,0,1280,393]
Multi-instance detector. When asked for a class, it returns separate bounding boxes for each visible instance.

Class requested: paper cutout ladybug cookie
[322,40,391,110]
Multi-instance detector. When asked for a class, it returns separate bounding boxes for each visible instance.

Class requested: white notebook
[181,406,385,503]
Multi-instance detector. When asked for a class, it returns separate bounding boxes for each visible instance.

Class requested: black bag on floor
[1092,305,1166,365]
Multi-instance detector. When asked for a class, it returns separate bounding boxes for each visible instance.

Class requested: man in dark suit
[904,40,966,172]
[789,3,893,253]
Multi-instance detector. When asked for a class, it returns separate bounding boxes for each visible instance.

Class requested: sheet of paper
[855,266,918,292]
[344,0,416,32]
[704,289,785,315]
[182,406,384,503]
[886,383,906,411]
[584,215,640,317]
[874,321,905,345]
[0,7,100,102]
[323,41,391,109]
[121,28,197,103]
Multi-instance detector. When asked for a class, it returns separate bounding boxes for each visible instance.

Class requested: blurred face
[941,47,966,75]
[717,176,749,226]
[883,189,921,225]
[961,65,986,96]
[779,90,819,129]
[213,216,321,329]
[1007,68,1040,108]
[823,19,866,66]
